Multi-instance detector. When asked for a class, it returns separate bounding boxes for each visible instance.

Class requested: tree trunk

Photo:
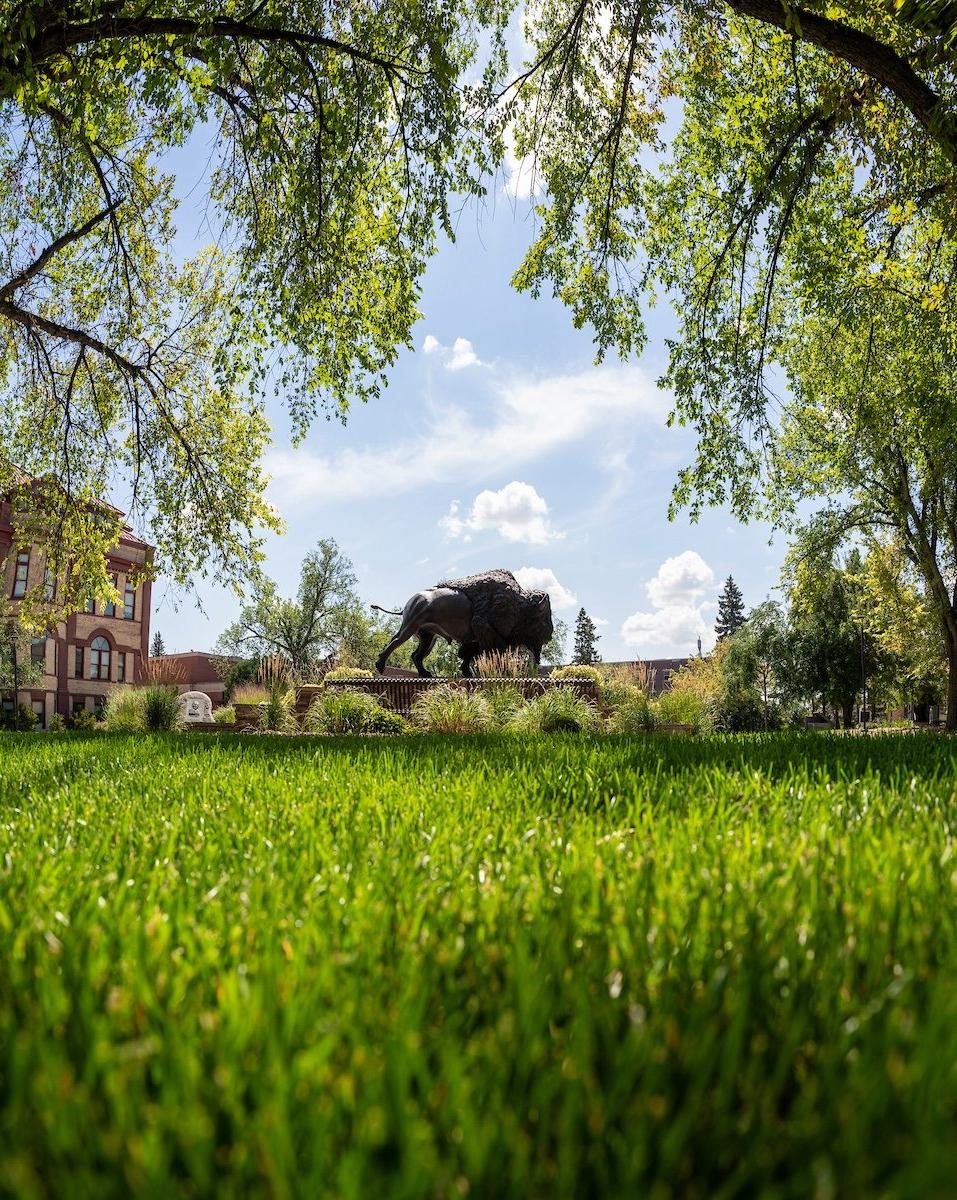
[841,698,855,729]
[946,636,957,731]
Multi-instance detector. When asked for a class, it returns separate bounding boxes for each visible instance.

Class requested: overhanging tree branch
[725,0,957,161]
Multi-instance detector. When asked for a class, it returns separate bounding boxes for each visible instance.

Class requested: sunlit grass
[1,731,956,1197]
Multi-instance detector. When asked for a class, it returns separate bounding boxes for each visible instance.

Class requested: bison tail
[371,603,403,616]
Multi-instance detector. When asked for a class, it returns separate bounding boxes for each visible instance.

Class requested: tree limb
[725,0,957,162]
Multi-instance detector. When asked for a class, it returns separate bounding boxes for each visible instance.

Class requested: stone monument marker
[177,691,213,723]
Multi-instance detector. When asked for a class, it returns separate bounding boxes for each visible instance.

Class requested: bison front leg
[411,631,437,677]
[458,642,479,678]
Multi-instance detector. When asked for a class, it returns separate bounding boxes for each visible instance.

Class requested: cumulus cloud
[440,481,561,544]
[645,550,714,608]
[621,551,717,655]
[421,333,482,370]
[514,566,577,611]
[265,363,668,507]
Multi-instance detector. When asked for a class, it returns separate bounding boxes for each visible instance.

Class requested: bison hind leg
[411,631,437,677]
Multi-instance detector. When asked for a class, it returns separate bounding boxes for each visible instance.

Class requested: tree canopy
[215,537,364,672]
[4,2,957,611]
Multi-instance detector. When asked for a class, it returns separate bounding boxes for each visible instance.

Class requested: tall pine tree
[151,631,166,658]
[714,577,746,641]
[573,608,601,664]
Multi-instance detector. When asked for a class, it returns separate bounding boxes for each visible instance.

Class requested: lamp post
[859,624,867,731]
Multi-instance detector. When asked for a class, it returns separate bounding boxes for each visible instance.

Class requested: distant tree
[213,657,260,703]
[715,577,746,641]
[150,631,166,658]
[215,539,364,675]
[542,618,569,668]
[735,602,788,712]
[783,551,881,727]
[0,606,43,730]
[573,609,601,665]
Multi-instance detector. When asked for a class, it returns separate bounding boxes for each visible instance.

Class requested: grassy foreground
[1,733,956,1198]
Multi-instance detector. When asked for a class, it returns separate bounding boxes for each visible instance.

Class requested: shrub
[551,664,604,687]
[104,689,146,732]
[305,689,406,735]
[47,712,66,733]
[70,708,97,731]
[709,694,780,733]
[609,692,658,733]
[1,703,37,732]
[654,689,706,730]
[213,705,236,725]
[411,684,491,734]
[143,685,182,732]
[509,688,601,734]
[324,666,375,682]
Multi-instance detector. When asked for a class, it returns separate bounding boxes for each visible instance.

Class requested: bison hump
[435,569,529,650]
[437,568,521,595]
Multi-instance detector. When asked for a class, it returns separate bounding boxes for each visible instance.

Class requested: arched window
[89,637,111,680]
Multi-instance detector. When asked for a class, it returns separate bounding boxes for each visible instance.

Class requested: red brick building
[1,502,152,726]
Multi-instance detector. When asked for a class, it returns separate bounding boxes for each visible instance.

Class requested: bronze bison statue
[374,568,554,677]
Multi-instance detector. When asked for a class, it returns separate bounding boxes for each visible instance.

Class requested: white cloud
[593,616,610,626]
[621,605,712,654]
[448,337,480,371]
[514,566,577,611]
[420,333,483,370]
[621,550,717,655]
[265,364,667,507]
[645,550,714,608]
[440,481,562,544]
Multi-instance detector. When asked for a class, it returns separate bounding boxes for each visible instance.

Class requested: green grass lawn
[1,732,956,1198]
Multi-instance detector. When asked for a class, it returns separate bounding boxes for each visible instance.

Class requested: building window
[89,637,111,680]
[11,551,29,598]
[72,698,87,717]
[117,651,126,683]
[84,597,95,614]
[31,700,44,729]
[31,638,46,668]
[123,580,136,620]
[104,574,117,618]
[44,569,55,601]
[74,646,83,678]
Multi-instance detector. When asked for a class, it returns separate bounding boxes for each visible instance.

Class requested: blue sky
[153,135,787,663]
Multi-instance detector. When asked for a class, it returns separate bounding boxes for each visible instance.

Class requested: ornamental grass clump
[508,687,601,734]
[143,685,181,732]
[213,705,236,726]
[410,684,491,733]
[256,655,298,733]
[609,691,659,734]
[305,689,407,735]
[483,684,527,728]
[103,688,147,732]
[473,649,535,679]
[654,688,707,731]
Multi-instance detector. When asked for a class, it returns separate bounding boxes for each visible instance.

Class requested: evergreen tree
[573,609,601,664]
[715,577,746,641]
[150,631,166,658]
